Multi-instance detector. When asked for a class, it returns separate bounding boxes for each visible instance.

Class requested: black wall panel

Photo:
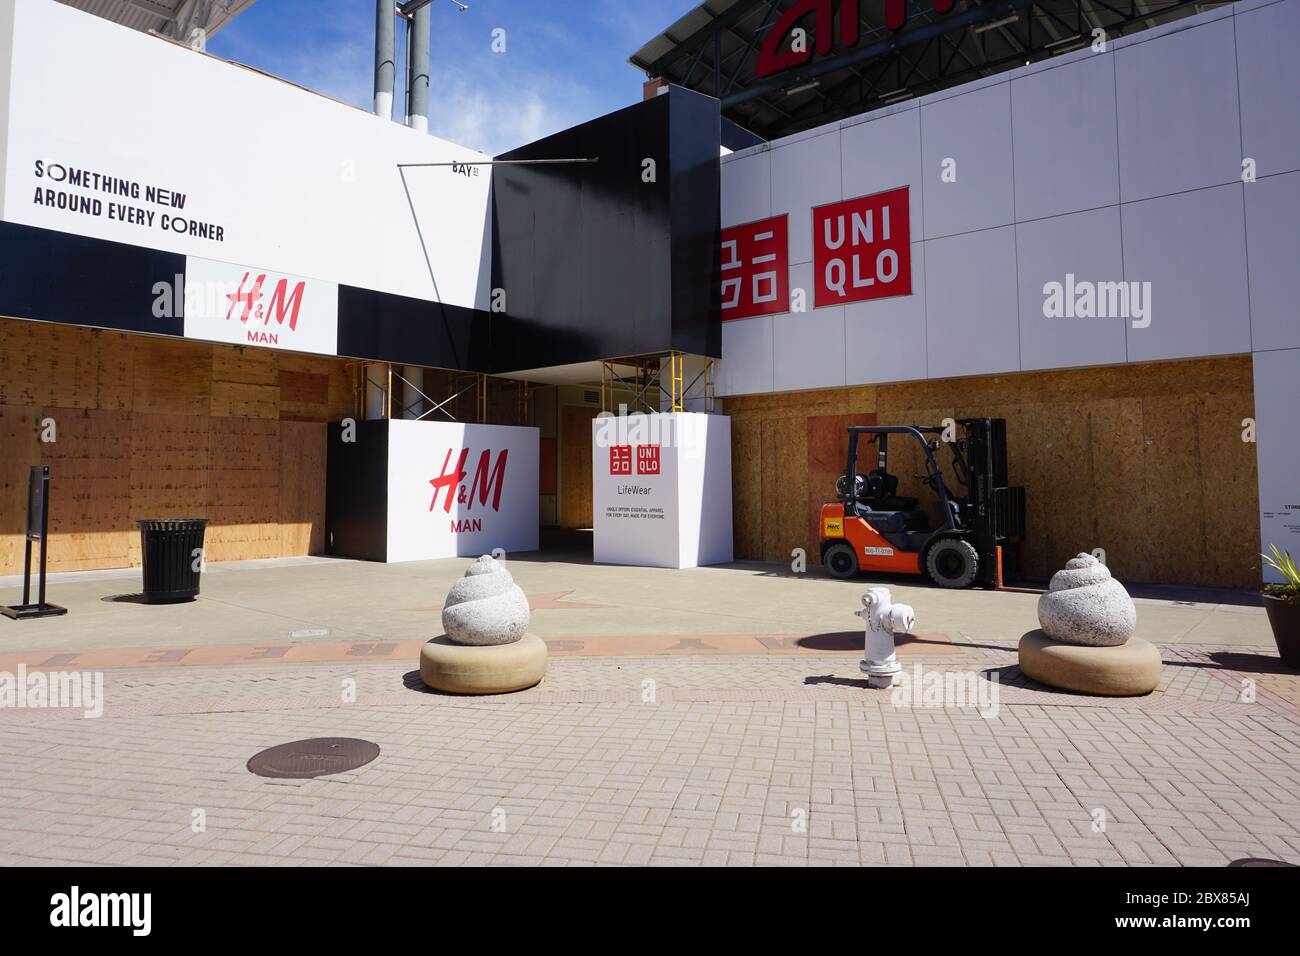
[335,284,490,372]
[490,88,721,371]
[669,87,723,359]
[325,419,389,562]
[0,220,185,337]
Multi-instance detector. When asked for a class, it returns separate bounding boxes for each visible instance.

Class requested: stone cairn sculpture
[441,555,531,646]
[1018,553,1162,696]
[419,556,548,694]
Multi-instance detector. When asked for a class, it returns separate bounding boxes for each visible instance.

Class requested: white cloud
[430,79,552,156]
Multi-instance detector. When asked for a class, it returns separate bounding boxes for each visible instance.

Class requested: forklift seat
[861,509,931,534]
[857,468,919,512]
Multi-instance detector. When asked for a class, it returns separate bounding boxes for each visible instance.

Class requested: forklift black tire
[925,538,979,589]
[823,542,859,579]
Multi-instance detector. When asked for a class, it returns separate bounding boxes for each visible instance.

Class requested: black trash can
[138,518,208,604]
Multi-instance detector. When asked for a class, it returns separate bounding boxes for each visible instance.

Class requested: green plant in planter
[1262,545,1300,604]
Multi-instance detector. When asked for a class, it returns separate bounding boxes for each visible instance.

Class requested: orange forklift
[819,419,1026,588]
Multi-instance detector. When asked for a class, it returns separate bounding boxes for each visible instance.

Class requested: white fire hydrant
[856,586,915,689]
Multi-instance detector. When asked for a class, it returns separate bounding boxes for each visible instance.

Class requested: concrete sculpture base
[1018,630,1161,697]
[419,633,548,695]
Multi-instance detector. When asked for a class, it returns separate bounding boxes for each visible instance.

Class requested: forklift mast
[960,418,1027,583]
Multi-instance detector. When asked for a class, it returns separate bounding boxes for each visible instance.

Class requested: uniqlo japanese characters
[719,214,789,320]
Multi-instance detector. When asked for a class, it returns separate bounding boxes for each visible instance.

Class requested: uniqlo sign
[813,187,911,308]
[720,214,788,320]
[610,444,660,475]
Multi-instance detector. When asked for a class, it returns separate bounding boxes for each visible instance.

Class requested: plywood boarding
[0,317,350,574]
[206,416,281,561]
[723,357,1259,588]
[41,408,132,571]
[559,404,598,528]
[127,412,211,567]
[279,421,327,556]
[0,405,41,573]
[131,336,211,416]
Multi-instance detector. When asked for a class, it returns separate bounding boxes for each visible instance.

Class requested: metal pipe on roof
[374,0,395,119]
[405,0,431,133]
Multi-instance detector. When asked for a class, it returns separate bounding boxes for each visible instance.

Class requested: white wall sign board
[1254,349,1300,581]
[386,420,539,563]
[0,0,491,310]
[182,257,338,355]
[592,413,733,569]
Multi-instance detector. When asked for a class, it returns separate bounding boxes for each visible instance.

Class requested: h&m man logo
[225,271,306,345]
[756,0,956,78]
[429,448,509,532]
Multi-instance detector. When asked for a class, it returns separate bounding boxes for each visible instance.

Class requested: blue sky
[209,0,702,155]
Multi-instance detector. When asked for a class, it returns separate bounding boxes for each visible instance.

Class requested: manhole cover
[1227,858,1296,867]
[247,737,380,779]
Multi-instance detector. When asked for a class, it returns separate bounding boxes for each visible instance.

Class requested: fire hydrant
[856,586,915,688]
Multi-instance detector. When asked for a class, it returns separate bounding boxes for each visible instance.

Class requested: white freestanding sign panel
[386,420,539,562]
[592,413,733,569]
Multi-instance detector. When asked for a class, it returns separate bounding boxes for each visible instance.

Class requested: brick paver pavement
[1,642,1297,867]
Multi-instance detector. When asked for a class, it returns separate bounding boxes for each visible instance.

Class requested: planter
[1263,594,1300,667]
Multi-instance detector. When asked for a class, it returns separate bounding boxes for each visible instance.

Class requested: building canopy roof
[56,0,255,42]
[630,0,1224,142]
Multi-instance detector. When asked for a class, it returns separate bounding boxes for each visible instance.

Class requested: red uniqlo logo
[610,445,632,475]
[720,215,789,320]
[813,187,911,308]
[636,445,660,475]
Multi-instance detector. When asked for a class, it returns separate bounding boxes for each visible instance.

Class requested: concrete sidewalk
[1,551,1295,868]
[0,642,1296,867]
[0,551,1274,662]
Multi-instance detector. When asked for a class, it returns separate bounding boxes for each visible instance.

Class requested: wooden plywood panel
[209,380,279,419]
[0,405,41,574]
[1034,401,1097,574]
[0,319,90,409]
[1197,389,1259,588]
[730,417,763,560]
[279,421,327,556]
[128,413,211,566]
[207,417,281,561]
[279,352,354,422]
[212,345,277,386]
[759,419,781,561]
[131,336,211,416]
[92,330,134,411]
[774,415,809,561]
[1139,393,1208,586]
[538,437,557,495]
[559,405,596,528]
[209,346,278,419]
[41,407,132,571]
[278,369,330,420]
[806,412,876,560]
[1088,397,1145,583]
